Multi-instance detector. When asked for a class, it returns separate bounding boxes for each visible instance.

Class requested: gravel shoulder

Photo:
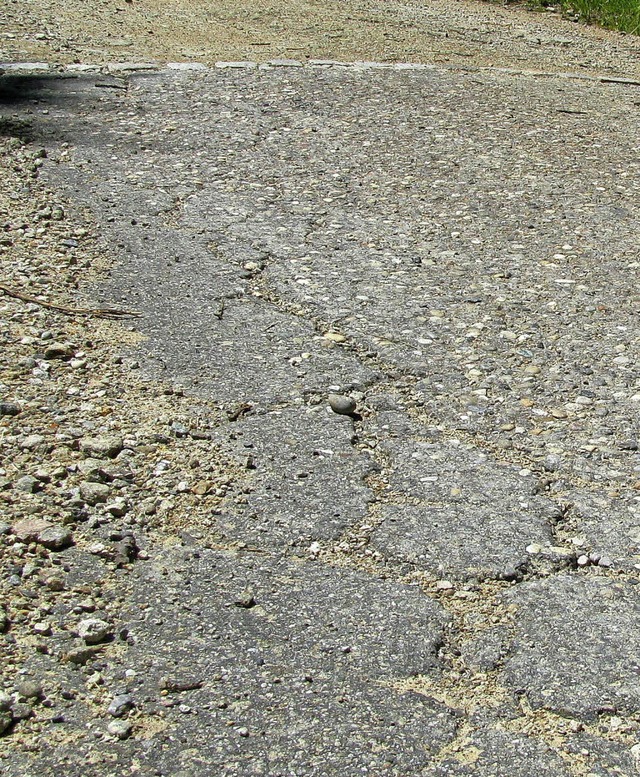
[0,130,249,748]
[1,0,640,78]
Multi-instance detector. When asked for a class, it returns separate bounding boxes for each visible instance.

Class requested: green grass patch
[528,0,640,34]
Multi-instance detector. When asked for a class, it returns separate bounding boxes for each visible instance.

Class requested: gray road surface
[3,60,640,775]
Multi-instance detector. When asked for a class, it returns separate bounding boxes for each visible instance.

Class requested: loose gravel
[0,132,247,747]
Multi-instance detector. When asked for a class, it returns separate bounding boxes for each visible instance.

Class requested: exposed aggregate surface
[2,2,640,776]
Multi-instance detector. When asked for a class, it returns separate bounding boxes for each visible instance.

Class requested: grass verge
[527,0,640,34]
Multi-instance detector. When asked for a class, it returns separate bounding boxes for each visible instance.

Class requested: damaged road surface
[3,61,640,775]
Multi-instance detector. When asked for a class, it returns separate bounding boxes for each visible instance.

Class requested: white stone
[77,618,111,645]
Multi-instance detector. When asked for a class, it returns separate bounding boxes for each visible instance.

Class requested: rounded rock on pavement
[328,394,357,416]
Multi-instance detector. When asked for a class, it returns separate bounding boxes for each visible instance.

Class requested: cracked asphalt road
[2,30,640,777]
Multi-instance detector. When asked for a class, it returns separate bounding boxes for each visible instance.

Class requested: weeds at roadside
[496,0,640,35]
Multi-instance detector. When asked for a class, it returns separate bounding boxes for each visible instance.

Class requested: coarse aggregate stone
[4,547,460,775]
[559,491,640,572]
[0,122,250,765]
[212,405,375,548]
[426,715,573,776]
[562,733,640,776]
[3,3,640,775]
[369,412,563,580]
[493,575,640,721]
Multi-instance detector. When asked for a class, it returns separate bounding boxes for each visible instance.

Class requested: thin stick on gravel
[599,77,640,87]
[0,283,141,319]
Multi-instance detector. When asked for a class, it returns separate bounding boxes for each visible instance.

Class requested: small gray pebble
[38,526,73,550]
[108,694,134,717]
[107,719,132,739]
[79,481,110,505]
[14,475,40,493]
[79,435,124,459]
[328,394,356,416]
[10,702,33,721]
[77,618,112,645]
[15,680,43,700]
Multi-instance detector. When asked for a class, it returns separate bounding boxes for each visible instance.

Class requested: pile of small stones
[0,131,245,746]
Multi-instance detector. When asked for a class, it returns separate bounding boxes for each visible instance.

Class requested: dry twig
[0,283,141,319]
